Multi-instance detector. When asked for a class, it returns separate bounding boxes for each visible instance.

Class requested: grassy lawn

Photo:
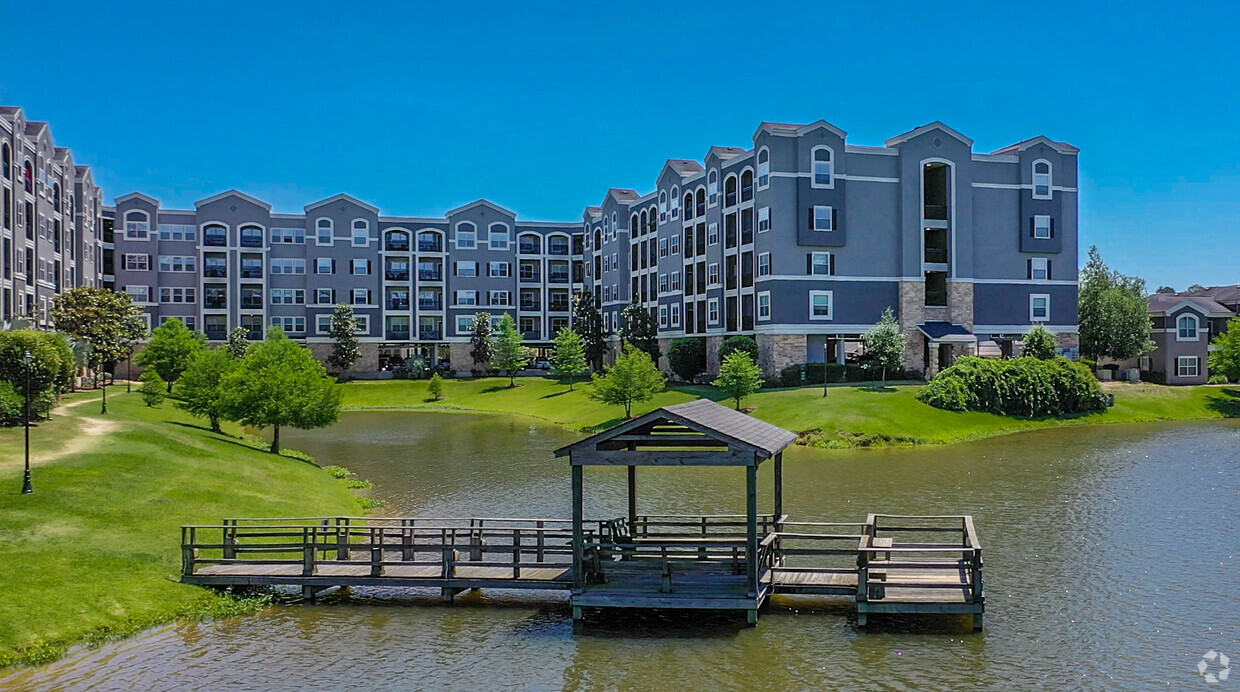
[341,376,1240,447]
[0,388,361,668]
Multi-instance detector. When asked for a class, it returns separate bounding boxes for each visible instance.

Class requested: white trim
[1033,215,1051,239]
[757,291,771,321]
[809,290,834,320]
[810,145,835,189]
[972,182,1078,192]
[305,192,379,215]
[1032,159,1053,199]
[1175,313,1200,341]
[1029,293,1051,322]
[973,324,1076,334]
[970,278,1078,286]
[812,205,834,232]
[752,323,876,335]
[755,274,914,283]
[756,147,770,190]
[1176,355,1200,378]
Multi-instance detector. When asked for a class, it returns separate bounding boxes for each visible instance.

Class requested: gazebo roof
[555,399,798,466]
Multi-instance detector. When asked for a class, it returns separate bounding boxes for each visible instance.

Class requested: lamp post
[126,347,133,393]
[22,350,33,495]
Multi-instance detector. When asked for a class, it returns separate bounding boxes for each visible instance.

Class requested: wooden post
[302,527,314,577]
[745,462,758,599]
[773,452,784,531]
[571,463,584,592]
[627,465,637,529]
[371,527,383,577]
[181,527,195,576]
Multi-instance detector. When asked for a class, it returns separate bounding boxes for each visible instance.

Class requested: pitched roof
[665,159,704,176]
[884,121,973,148]
[305,192,380,215]
[1182,285,1240,304]
[606,188,640,203]
[1147,294,1233,316]
[443,198,513,218]
[990,135,1080,156]
[706,145,748,160]
[114,191,162,206]
[197,189,274,211]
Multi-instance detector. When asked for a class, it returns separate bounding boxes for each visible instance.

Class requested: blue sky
[2,1,1236,290]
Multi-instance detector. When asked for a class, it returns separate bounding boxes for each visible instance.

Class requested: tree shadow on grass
[858,386,898,393]
[539,389,573,399]
[1205,387,1240,418]
[582,416,629,433]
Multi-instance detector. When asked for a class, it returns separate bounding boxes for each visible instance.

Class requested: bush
[139,371,166,407]
[1208,374,1229,384]
[0,381,23,426]
[917,356,1108,417]
[1140,370,1166,385]
[668,338,707,383]
[1080,358,1098,372]
[718,336,759,364]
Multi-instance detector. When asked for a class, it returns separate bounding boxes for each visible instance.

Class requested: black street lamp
[22,349,33,495]
[126,347,133,393]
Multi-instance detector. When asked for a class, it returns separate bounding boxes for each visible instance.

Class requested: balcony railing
[386,240,410,252]
[204,328,227,341]
[203,299,226,310]
[240,236,263,248]
[241,298,263,309]
[548,272,570,284]
[419,329,441,341]
[240,268,263,279]
[924,246,949,264]
[204,234,227,247]
[385,270,410,281]
[386,329,411,341]
[418,270,442,281]
[418,299,442,311]
[924,205,948,221]
[520,301,539,311]
[548,302,570,313]
[387,299,410,310]
[548,244,569,256]
[204,268,227,278]
[519,272,541,283]
[417,240,443,252]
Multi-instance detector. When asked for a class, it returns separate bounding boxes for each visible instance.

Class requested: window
[1177,314,1200,340]
[315,288,335,305]
[455,261,477,278]
[708,170,719,206]
[813,206,834,232]
[758,291,771,321]
[316,218,333,245]
[659,305,668,328]
[160,287,196,304]
[809,252,832,276]
[455,315,476,334]
[456,290,477,306]
[270,316,306,334]
[352,258,370,275]
[1033,160,1052,199]
[161,315,197,332]
[1030,257,1049,281]
[488,261,510,278]
[1177,356,1200,378]
[352,288,370,305]
[271,258,306,275]
[670,303,680,327]
[1030,294,1050,322]
[124,253,150,271]
[353,315,369,334]
[239,226,264,248]
[352,220,369,246]
[659,238,668,258]
[270,227,304,244]
[707,263,720,286]
[123,211,150,240]
[159,224,198,241]
[670,235,680,255]
[809,291,833,320]
[1033,215,1052,239]
[271,289,305,305]
[489,290,510,306]
[125,285,150,303]
[758,207,770,233]
[695,188,706,218]
[488,223,509,250]
[671,271,681,291]
[757,148,770,188]
[158,256,196,273]
[0,143,7,180]
[316,257,335,275]
[316,314,332,335]
[456,222,477,249]
[812,146,834,188]
[708,223,719,245]
[758,253,771,277]
[707,298,719,325]
[670,186,680,219]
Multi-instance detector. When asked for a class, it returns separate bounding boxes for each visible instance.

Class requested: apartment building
[582,120,1080,376]
[0,106,106,324]
[107,192,584,371]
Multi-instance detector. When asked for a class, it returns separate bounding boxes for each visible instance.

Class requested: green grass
[0,388,361,668]
[341,376,1240,447]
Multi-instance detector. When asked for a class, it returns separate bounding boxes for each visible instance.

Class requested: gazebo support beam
[774,452,784,530]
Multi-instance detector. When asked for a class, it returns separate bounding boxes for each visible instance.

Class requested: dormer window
[1033,160,1052,199]
[757,148,770,188]
[812,146,834,188]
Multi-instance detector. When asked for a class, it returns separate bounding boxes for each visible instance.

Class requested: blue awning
[918,321,977,342]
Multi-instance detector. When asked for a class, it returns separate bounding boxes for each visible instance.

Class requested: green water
[5,412,1239,690]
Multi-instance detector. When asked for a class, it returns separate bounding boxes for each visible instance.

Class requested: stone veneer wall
[899,281,927,373]
[705,336,724,377]
[948,281,975,330]
[308,342,380,374]
[449,342,474,372]
[756,334,805,377]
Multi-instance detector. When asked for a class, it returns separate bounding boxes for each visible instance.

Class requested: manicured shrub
[1021,325,1058,360]
[1208,374,1229,384]
[917,356,1107,417]
[0,382,23,426]
[668,338,707,383]
[139,371,166,407]
[718,336,759,364]
[1140,370,1166,385]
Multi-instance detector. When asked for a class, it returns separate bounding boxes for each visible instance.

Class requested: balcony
[520,300,540,312]
[387,298,410,310]
[385,236,410,252]
[548,271,570,284]
[417,239,443,253]
[241,298,263,309]
[548,301,570,313]
[418,298,442,311]
[385,269,410,282]
[239,234,263,248]
[923,205,948,222]
[418,328,441,341]
[519,271,541,283]
[240,267,263,280]
[386,329,411,341]
[204,327,227,341]
[203,232,227,247]
[204,267,227,279]
[418,269,442,281]
[548,241,569,256]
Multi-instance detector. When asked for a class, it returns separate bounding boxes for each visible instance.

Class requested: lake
[4,412,1238,690]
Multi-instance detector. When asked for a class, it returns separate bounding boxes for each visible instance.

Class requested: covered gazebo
[554,398,798,623]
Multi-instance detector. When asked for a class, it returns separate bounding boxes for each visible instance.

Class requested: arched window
[683,192,694,220]
[315,218,333,245]
[123,210,150,240]
[488,222,509,250]
[385,229,410,252]
[812,146,834,188]
[1,143,9,180]
[639,210,648,236]
[52,182,61,212]
[240,224,264,248]
[352,219,369,246]
[455,221,477,249]
[648,206,658,235]
[757,148,770,188]
[707,170,718,206]
[518,232,541,254]
[23,160,33,193]
[1177,314,1199,340]
[670,186,680,218]
[695,188,706,217]
[740,170,754,202]
[658,190,667,214]
[630,213,639,236]
[593,228,601,249]
[724,174,738,207]
[1033,160,1052,199]
[417,230,443,252]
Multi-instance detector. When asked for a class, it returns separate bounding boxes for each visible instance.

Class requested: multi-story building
[582,120,1081,376]
[0,106,106,324]
[107,191,584,371]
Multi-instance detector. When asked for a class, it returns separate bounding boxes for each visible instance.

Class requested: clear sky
[1,1,1236,291]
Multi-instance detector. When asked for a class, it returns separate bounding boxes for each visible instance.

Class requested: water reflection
[4,414,1237,690]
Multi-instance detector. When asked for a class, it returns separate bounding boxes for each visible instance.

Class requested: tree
[492,313,529,386]
[469,311,495,368]
[862,307,907,382]
[51,287,147,414]
[176,346,237,433]
[572,290,606,372]
[135,317,206,392]
[1021,324,1058,360]
[667,338,707,383]
[1187,284,1206,293]
[221,328,342,453]
[1155,286,1176,294]
[327,303,361,374]
[227,326,250,359]
[550,327,588,390]
[587,345,664,418]
[1078,246,1155,361]
[713,351,763,411]
[0,331,73,416]
[1209,317,1240,383]
[428,372,446,401]
[139,370,166,407]
[719,336,760,365]
[619,302,660,364]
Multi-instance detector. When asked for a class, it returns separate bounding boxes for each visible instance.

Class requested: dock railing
[856,514,983,605]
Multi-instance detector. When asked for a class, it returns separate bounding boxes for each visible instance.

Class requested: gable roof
[884,121,973,148]
[554,398,797,464]
[1147,294,1233,317]
[114,192,162,206]
[305,192,379,215]
[990,135,1080,156]
[196,189,274,211]
[443,198,514,218]
[606,188,641,204]
[706,145,748,161]
[663,159,705,178]
[1182,284,1240,304]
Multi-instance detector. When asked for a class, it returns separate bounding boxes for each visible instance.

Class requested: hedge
[777,362,919,388]
[917,356,1108,417]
